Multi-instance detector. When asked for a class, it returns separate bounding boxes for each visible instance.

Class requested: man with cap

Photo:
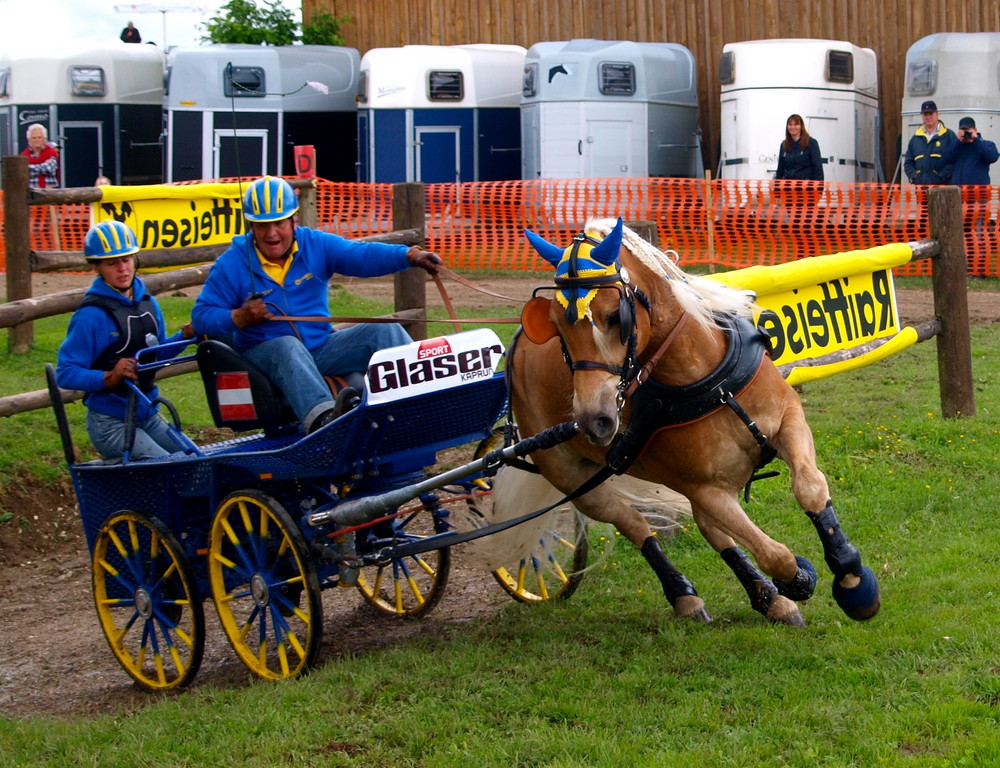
[903,100,957,185]
[940,117,999,186]
[192,176,442,434]
[57,220,195,459]
[940,117,999,277]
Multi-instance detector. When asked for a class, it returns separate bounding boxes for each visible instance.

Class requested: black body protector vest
[80,292,160,395]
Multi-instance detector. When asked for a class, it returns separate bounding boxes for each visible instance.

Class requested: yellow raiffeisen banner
[705,243,916,380]
[91,183,246,249]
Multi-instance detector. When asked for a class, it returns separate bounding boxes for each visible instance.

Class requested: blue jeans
[242,324,411,426]
[87,409,186,459]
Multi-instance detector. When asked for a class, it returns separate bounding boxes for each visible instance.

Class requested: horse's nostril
[584,414,617,445]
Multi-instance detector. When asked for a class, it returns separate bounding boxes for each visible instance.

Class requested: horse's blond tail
[459,463,692,573]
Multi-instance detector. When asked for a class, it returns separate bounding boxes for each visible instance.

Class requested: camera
[963,130,975,140]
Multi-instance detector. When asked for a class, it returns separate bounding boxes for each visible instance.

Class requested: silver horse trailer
[901,32,1000,186]
[0,44,165,186]
[718,39,880,182]
[164,44,359,182]
[520,39,703,179]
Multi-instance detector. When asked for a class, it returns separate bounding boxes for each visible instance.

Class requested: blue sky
[0,0,301,55]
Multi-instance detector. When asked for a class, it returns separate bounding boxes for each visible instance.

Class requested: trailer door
[214,129,268,179]
[59,121,103,188]
[538,102,583,178]
[415,126,460,183]
[585,119,632,176]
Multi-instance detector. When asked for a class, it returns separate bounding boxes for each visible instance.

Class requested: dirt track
[1,272,998,720]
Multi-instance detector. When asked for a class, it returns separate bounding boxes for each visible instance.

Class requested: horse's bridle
[539,234,652,407]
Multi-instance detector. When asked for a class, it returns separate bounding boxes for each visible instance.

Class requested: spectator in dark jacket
[941,116,999,185]
[775,114,823,181]
[903,100,957,185]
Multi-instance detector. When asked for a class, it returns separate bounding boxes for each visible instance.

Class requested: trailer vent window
[356,70,368,104]
[428,71,463,101]
[826,51,853,84]
[70,67,106,97]
[906,59,937,96]
[523,63,537,97]
[600,62,635,95]
[0,67,8,98]
[224,66,266,98]
[719,52,735,85]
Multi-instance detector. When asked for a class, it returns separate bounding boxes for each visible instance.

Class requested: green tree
[201,0,298,46]
[301,9,353,46]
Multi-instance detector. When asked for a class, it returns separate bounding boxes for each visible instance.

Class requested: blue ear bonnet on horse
[523,218,624,325]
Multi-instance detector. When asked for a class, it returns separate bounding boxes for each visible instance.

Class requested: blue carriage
[47,329,587,690]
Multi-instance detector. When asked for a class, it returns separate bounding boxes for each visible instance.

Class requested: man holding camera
[941,117,999,185]
[941,117,999,278]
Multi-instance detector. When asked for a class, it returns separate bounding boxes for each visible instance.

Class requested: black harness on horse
[605,314,778,490]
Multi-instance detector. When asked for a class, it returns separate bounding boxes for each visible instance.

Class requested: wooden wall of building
[304,0,1000,179]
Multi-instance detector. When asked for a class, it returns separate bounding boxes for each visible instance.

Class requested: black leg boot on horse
[808,501,881,620]
[720,546,811,626]
[640,536,711,622]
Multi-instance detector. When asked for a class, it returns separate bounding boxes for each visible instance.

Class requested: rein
[271,266,525,327]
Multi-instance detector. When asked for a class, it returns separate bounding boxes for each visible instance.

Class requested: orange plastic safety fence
[418,179,999,278]
[4,179,998,277]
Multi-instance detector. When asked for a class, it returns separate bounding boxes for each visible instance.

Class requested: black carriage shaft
[306,421,581,560]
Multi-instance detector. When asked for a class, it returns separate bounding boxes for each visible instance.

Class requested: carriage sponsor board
[365,329,505,405]
[754,269,900,366]
[91,183,246,250]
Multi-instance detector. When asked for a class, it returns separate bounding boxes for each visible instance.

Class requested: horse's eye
[606,310,621,329]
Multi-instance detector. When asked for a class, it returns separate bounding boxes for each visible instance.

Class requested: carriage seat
[196,340,364,436]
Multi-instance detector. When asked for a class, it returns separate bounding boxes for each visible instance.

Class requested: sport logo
[417,337,452,359]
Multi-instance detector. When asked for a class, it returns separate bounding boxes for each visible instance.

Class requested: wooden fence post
[296,181,318,229]
[927,186,975,418]
[3,155,33,353]
[392,182,427,341]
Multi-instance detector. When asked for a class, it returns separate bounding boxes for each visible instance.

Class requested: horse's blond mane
[585,218,755,329]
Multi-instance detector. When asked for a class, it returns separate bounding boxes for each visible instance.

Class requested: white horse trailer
[901,32,1000,186]
[164,44,359,182]
[0,44,165,186]
[718,39,880,182]
[521,39,703,179]
[356,44,526,183]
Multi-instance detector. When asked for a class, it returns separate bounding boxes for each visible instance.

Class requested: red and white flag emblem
[216,372,257,421]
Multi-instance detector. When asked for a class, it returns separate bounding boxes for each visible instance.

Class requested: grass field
[1,283,998,766]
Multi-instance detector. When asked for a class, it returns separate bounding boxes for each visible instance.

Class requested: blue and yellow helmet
[242,176,299,223]
[84,220,140,261]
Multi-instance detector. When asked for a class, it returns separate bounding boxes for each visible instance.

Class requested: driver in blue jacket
[192,176,441,434]
[57,220,195,459]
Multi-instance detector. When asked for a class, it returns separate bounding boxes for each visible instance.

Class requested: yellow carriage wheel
[208,490,321,680]
[491,507,589,603]
[469,427,590,604]
[92,510,205,691]
[356,540,450,618]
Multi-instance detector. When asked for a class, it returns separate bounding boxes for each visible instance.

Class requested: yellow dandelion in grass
[925,485,931,489]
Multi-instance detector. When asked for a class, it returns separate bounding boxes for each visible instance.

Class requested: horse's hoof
[775,556,818,602]
[832,566,881,621]
[765,595,806,627]
[674,594,712,623]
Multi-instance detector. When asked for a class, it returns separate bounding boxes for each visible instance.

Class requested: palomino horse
[492,218,880,626]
